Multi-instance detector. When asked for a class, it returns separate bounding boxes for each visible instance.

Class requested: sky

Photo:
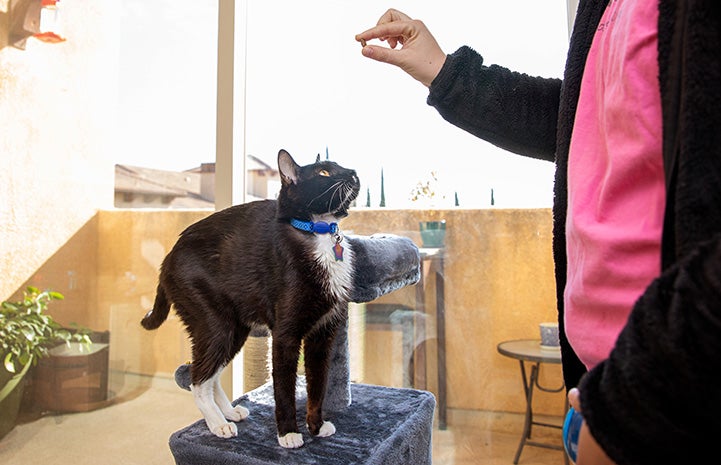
[117,1,570,208]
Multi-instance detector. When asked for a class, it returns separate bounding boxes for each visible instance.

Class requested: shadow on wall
[10,215,101,330]
[6,212,175,405]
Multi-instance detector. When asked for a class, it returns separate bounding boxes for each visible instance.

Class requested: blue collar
[290,218,338,235]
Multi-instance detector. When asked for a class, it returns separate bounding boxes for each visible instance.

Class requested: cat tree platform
[168,381,435,465]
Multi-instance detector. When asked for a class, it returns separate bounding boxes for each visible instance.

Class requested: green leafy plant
[0,286,91,374]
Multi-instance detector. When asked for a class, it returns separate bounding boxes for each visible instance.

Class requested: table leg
[413,268,426,389]
[513,361,538,464]
[436,260,447,430]
[415,251,446,430]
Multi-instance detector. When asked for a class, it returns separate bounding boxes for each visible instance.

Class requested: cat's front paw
[278,432,304,449]
[317,421,336,438]
[211,421,238,438]
[223,405,249,422]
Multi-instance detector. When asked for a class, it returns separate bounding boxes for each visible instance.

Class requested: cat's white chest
[311,234,354,302]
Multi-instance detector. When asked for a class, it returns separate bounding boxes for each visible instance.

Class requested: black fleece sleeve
[579,236,721,465]
[427,46,562,162]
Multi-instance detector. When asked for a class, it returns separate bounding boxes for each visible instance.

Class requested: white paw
[211,422,238,438]
[317,421,336,438]
[278,432,304,449]
[224,405,249,422]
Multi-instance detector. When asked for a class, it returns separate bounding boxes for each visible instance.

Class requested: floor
[0,375,565,465]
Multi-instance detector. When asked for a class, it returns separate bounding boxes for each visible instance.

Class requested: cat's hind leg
[213,325,251,421]
[191,369,238,438]
[213,372,249,422]
[190,324,251,437]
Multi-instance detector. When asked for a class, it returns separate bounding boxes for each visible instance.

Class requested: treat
[360,38,367,47]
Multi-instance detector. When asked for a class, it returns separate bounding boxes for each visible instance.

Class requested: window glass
[1,2,570,464]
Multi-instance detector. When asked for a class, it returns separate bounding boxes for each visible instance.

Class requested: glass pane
[2,1,571,464]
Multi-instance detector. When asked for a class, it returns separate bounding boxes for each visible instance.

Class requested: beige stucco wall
[96,209,210,377]
[4,204,566,416]
[0,1,119,301]
[343,208,563,414]
[84,207,564,416]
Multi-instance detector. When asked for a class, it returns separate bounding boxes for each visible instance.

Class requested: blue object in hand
[563,407,583,463]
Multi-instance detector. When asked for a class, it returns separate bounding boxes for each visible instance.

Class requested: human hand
[567,388,618,465]
[354,9,447,88]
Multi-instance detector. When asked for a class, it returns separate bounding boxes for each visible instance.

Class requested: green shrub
[1,286,91,374]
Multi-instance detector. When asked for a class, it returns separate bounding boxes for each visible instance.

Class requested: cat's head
[276,149,360,220]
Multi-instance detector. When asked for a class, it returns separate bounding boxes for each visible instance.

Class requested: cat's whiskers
[308,180,348,212]
[327,182,349,212]
[307,181,342,208]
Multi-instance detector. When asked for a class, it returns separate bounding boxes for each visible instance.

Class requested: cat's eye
[318,169,330,177]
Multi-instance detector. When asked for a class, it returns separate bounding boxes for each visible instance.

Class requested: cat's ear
[315,154,321,163]
[278,149,299,185]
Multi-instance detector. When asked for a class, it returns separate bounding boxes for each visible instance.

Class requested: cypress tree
[379,168,386,207]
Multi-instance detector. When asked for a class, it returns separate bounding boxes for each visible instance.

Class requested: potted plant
[410,171,447,248]
[0,286,90,439]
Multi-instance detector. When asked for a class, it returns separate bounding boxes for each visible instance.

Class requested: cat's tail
[141,284,171,330]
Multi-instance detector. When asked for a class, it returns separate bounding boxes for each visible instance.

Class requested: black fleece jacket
[426,1,721,463]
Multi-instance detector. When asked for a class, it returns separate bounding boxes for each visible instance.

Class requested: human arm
[356,9,561,162]
[428,46,561,161]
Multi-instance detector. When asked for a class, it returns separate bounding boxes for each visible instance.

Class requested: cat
[141,149,360,448]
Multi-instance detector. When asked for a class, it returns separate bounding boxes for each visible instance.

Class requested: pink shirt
[565,0,665,370]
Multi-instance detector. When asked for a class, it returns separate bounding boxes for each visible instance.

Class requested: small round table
[497,339,568,465]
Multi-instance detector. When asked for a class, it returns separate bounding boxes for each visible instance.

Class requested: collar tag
[333,241,344,261]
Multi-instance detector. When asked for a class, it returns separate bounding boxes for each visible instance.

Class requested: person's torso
[565,0,665,370]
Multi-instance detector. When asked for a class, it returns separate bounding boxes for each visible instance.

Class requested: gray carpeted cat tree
[168,234,436,465]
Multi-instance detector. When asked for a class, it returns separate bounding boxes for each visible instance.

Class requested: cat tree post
[322,310,351,412]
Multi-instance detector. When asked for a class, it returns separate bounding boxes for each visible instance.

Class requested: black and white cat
[141,150,360,448]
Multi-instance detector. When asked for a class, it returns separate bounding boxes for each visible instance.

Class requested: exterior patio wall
[95,209,211,380]
[5,206,564,416]
[343,209,563,415]
[92,207,564,417]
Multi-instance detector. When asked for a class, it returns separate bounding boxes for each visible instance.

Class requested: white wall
[0,0,120,299]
